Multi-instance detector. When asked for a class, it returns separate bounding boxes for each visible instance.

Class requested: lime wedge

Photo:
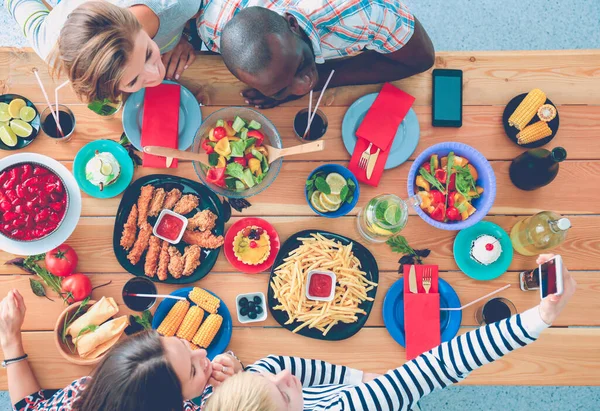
[100,162,113,176]
[384,204,402,226]
[0,124,18,147]
[19,106,36,122]
[321,192,342,206]
[325,173,347,195]
[0,112,10,122]
[8,99,26,119]
[310,191,329,213]
[0,103,9,114]
[319,193,341,212]
[10,119,33,138]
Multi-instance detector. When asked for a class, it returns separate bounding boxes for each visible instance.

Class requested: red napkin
[348,83,415,186]
[404,265,440,360]
[141,83,180,168]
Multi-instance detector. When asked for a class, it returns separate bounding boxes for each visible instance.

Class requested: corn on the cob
[176,305,204,341]
[188,288,220,314]
[517,122,552,145]
[537,104,557,122]
[192,313,223,348]
[509,89,546,130]
[157,300,190,337]
[190,343,201,351]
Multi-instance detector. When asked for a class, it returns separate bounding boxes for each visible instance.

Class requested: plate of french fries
[502,89,560,148]
[151,287,232,359]
[268,230,379,341]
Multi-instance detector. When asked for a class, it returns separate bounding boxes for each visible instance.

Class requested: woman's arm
[0,289,41,405]
[4,0,51,57]
[246,355,364,387]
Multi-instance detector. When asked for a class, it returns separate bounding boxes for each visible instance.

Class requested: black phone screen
[540,259,558,298]
[432,69,462,127]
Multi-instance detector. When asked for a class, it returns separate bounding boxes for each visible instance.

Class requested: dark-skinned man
[197,0,434,108]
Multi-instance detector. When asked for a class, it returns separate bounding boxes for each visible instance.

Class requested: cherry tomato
[447,206,461,221]
[448,173,456,191]
[448,191,457,207]
[201,139,214,154]
[213,126,227,141]
[434,169,447,184]
[45,244,78,277]
[61,273,92,303]
[206,167,226,187]
[429,203,446,222]
[247,130,265,146]
[233,157,248,167]
[429,190,445,206]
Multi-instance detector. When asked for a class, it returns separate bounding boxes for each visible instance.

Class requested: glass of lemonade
[357,194,411,243]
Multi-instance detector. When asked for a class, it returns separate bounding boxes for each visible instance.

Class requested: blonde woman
[6,0,201,102]
[206,254,576,411]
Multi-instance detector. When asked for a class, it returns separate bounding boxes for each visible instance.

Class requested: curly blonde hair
[204,372,279,411]
[50,1,141,103]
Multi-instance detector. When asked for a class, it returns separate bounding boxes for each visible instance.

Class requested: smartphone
[432,69,463,127]
[539,255,564,299]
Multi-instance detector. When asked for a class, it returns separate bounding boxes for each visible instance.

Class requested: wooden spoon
[143,140,325,165]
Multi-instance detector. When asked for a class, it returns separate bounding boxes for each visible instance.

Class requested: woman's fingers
[536,254,555,265]
[165,48,183,80]
[173,46,195,80]
[12,289,25,313]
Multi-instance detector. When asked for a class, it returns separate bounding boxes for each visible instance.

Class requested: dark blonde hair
[204,372,279,411]
[50,1,141,103]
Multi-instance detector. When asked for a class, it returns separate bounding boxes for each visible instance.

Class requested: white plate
[0,153,82,255]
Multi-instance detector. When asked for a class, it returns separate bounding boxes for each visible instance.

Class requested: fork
[358,142,373,169]
[422,267,432,294]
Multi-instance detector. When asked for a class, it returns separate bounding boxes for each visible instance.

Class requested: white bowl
[236,292,267,324]
[306,270,336,302]
[153,209,188,244]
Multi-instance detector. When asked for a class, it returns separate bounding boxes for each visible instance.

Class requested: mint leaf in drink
[375,200,388,221]
[315,177,330,194]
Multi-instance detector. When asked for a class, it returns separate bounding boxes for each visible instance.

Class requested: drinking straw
[124,292,187,301]
[32,68,64,136]
[308,89,313,123]
[440,284,511,311]
[303,70,335,138]
[54,80,70,120]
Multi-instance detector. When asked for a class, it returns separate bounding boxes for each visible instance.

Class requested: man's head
[221,7,318,101]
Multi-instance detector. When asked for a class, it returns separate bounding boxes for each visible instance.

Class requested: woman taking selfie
[5,0,200,103]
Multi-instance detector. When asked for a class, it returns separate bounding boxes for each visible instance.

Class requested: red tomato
[448,173,456,191]
[206,167,226,187]
[247,130,265,146]
[448,191,457,207]
[45,244,78,277]
[430,203,446,222]
[434,169,447,184]
[429,190,445,205]
[420,163,431,173]
[447,206,461,221]
[213,126,227,140]
[201,139,214,154]
[233,157,247,167]
[244,153,255,162]
[61,273,92,303]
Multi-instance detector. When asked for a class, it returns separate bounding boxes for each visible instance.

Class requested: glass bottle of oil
[510,211,571,256]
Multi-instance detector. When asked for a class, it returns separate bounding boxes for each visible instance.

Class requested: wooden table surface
[1,48,600,389]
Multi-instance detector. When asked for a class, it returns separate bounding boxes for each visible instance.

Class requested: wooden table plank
[2,270,597,330]
[14,105,600,162]
[2,327,598,389]
[0,216,598,273]
[2,49,600,106]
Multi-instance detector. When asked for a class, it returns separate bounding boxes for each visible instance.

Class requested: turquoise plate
[122,80,202,152]
[453,221,514,280]
[341,93,420,169]
[73,139,134,198]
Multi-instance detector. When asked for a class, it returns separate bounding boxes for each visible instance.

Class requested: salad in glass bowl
[193,108,282,199]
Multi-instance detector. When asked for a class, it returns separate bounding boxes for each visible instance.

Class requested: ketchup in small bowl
[306,270,336,302]
[153,209,188,244]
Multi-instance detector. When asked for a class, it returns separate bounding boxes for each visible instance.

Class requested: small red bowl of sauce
[306,270,336,302]
[153,209,188,244]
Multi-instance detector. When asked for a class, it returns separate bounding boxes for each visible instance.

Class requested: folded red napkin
[404,265,440,360]
[348,83,415,186]
[141,83,180,168]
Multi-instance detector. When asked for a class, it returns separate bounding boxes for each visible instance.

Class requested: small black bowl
[502,93,559,148]
[0,94,41,151]
[122,277,157,312]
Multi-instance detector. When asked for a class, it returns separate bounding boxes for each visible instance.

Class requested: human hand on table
[537,254,576,325]
[162,37,196,81]
[208,353,243,387]
[0,289,26,350]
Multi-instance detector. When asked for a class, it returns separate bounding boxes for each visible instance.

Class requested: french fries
[270,233,377,336]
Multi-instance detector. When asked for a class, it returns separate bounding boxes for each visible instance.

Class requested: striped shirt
[5,0,201,61]
[245,307,550,410]
[197,0,415,63]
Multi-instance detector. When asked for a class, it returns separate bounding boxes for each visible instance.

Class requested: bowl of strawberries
[407,142,496,231]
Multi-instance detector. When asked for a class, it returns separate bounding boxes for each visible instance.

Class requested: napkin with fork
[141,83,180,168]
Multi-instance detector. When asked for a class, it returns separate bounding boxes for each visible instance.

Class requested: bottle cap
[551,147,567,162]
[557,218,571,231]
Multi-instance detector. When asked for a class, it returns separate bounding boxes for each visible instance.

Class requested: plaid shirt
[198,0,415,63]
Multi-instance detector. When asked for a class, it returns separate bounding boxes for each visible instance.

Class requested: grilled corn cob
[517,122,552,145]
[509,89,546,130]
[157,300,190,337]
[190,343,201,351]
[192,313,223,348]
[176,305,204,341]
[189,288,220,314]
[537,104,557,122]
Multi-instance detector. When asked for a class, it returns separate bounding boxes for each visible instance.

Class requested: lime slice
[319,193,341,212]
[321,192,342,206]
[325,173,347,195]
[0,103,9,114]
[19,106,36,122]
[384,204,402,226]
[310,191,329,213]
[8,99,26,119]
[10,119,33,138]
[0,112,10,122]
[0,124,18,147]
[100,162,113,176]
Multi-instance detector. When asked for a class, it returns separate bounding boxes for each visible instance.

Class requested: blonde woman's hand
[209,353,242,387]
[162,37,196,81]
[0,289,26,350]
[537,254,576,325]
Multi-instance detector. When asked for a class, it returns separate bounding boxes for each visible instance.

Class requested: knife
[409,265,418,294]
[366,147,380,180]
[165,157,173,168]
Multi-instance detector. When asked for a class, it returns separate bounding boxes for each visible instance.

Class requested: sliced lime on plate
[0,124,18,147]
[19,106,36,122]
[8,99,26,119]
[10,119,33,138]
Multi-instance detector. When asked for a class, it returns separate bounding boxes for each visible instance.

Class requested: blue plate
[152,287,232,360]
[73,140,134,198]
[453,221,513,280]
[122,80,202,152]
[341,93,420,169]
[305,164,360,218]
[383,277,461,347]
